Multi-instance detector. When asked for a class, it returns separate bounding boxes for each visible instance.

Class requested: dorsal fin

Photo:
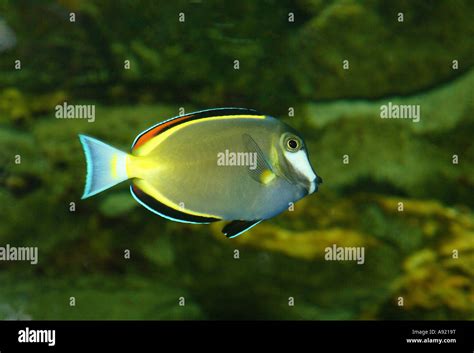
[131,107,261,150]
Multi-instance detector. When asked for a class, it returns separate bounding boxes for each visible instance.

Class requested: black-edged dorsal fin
[132,107,262,150]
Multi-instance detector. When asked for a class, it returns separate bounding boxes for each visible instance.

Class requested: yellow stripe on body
[134,178,219,219]
[125,154,157,179]
[133,114,266,156]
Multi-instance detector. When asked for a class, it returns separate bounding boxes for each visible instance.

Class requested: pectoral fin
[222,220,262,238]
[242,133,275,184]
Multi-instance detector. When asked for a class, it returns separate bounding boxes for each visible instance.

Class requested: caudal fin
[79,134,129,199]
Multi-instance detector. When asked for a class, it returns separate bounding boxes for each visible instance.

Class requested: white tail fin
[79,135,129,199]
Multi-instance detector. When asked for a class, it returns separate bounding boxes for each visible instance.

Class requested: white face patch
[284,149,317,193]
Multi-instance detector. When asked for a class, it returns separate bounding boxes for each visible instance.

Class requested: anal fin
[222,220,262,238]
[130,184,220,224]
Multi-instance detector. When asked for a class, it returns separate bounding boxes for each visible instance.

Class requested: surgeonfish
[79,108,322,238]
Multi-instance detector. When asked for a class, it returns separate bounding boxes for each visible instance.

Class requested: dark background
[0,0,472,319]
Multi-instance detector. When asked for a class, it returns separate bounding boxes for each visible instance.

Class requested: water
[0,0,472,320]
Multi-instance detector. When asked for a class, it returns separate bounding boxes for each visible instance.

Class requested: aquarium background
[0,0,473,320]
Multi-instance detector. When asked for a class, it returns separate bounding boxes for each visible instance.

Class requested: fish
[79,108,322,238]
[0,17,16,52]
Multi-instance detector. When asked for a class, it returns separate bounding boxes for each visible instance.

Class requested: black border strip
[131,184,220,224]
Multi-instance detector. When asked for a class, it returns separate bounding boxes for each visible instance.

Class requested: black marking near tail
[130,184,220,224]
[222,220,262,238]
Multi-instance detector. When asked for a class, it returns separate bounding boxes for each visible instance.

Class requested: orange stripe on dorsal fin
[132,115,189,150]
[131,108,261,150]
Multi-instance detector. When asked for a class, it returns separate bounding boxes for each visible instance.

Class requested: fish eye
[288,139,298,149]
[284,136,301,152]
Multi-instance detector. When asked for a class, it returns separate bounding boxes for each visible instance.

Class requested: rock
[291,0,474,99]
[0,273,204,320]
[0,89,67,125]
[301,69,474,206]
[183,193,474,319]
[211,222,377,261]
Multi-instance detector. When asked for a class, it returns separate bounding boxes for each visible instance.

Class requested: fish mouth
[308,179,316,194]
[306,174,322,194]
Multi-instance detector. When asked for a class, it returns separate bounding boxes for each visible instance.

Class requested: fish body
[79,108,322,237]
